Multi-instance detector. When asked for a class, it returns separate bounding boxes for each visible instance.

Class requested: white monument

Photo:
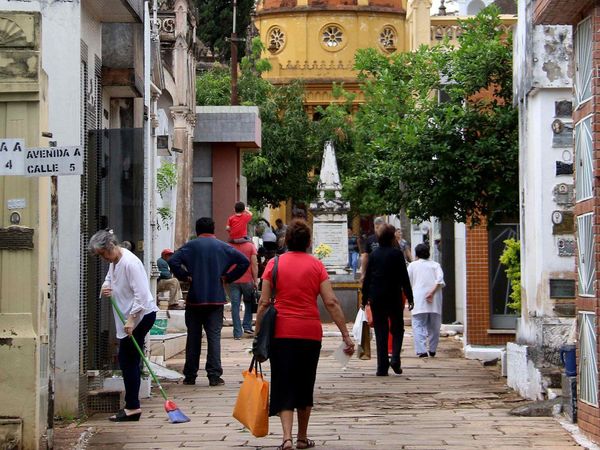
[310,141,350,274]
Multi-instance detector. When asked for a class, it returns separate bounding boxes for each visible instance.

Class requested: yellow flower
[314,243,333,260]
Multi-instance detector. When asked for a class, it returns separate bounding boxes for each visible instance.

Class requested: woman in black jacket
[362,224,414,376]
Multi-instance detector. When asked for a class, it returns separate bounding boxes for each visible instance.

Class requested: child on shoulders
[227,202,253,243]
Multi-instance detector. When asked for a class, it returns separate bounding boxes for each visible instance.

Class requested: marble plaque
[553,183,574,206]
[312,220,348,269]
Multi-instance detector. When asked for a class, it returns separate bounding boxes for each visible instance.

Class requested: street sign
[0,139,25,176]
[25,146,83,177]
[0,140,83,176]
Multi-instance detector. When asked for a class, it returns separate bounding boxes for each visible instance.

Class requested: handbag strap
[270,255,279,301]
[249,356,263,377]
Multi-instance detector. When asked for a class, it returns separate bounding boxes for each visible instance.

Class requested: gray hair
[374,217,385,226]
[88,229,119,254]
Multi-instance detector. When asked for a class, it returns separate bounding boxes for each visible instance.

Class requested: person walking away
[156,248,184,309]
[408,243,445,357]
[255,219,355,450]
[359,216,385,282]
[347,228,359,277]
[226,202,253,243]
[89,229,159,422]
[274,218,287,241]
[169,217,249,386]
[395,228,412,263]
[362,224,414,376]
[227,240,259,339]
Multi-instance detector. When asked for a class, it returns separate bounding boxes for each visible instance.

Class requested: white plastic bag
[352,308,367,342]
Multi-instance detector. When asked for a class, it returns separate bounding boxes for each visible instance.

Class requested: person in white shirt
[89,229,159,422]
[408,243,445,358]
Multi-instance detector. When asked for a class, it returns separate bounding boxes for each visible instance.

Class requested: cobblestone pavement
[55,325,582,449]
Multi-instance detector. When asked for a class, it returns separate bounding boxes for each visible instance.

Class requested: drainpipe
[47,138,58,450]
[143,0,153,273]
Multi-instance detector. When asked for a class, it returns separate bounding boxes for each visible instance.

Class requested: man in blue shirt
[169,217,249,387]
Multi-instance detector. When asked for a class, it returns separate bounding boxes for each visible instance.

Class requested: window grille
[577,213,595,296]
[574,17,592,106]
[575,115,593,201]
[578,312,598,406]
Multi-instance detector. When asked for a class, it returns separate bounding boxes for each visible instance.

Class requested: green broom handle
[108,296,169,401]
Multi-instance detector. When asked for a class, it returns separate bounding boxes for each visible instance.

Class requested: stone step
[149,332,187,360]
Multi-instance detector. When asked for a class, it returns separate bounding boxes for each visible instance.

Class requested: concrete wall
[0,7,51,447]
[514,0,574,348]
[212,143,240,242]
[50,1,86,417]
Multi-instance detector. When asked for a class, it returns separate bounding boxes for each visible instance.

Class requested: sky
[430,0,460,15]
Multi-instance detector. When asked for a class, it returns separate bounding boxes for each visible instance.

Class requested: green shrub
[499,238,521,312]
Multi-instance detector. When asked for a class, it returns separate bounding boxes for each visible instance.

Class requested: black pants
[371,300,404,375]
[118,311,156,410]
[184,305,224,380]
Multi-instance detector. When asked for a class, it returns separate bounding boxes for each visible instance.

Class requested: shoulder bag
[252,256,279,363]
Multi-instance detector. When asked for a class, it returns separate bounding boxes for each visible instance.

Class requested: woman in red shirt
[256,220,355,450]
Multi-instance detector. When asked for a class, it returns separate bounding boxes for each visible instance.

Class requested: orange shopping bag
[233,357,269,437]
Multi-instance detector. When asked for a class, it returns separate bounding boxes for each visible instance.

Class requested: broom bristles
[167,408,190,423]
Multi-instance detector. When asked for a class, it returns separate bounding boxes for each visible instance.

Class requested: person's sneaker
[209,377,225,387]
[417,353,429,358]
[234,336,241,340]
[243,330,254,337]
[182,378,196,385]
[428,352,436,357]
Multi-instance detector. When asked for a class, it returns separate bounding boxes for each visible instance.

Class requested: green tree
[196,38,319,209]
[196,0,254,61]
[348,6,518,224]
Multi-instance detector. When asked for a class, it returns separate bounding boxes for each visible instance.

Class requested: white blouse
[408,258,445,315]
[102,248,159,339]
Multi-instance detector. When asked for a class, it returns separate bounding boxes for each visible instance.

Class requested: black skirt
[269,338,322,416]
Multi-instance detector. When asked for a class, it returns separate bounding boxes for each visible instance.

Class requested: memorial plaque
[557,238,575,257]
[553,183,574,206]
[555,100,572,117]
[0,226,34,250]
[552,126,573,148]
[552,210,574,234]
[313,221,347,266]
[549,279,575,298]
[556,162,573,175]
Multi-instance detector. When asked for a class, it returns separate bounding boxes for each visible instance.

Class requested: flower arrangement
[313,243,333,260]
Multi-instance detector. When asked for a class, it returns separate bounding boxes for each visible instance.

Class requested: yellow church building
[253,0,473,115]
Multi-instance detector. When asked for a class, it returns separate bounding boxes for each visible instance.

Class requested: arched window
[467,0,485,15]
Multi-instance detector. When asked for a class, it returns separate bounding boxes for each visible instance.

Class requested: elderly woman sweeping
[89,229,159,422]
[255,219,355,450]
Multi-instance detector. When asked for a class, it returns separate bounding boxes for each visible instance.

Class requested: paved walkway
[56,326,581,449]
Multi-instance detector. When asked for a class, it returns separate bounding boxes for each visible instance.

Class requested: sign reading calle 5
[0,139,83,176]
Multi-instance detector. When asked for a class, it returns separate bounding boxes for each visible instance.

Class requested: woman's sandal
[108,409,141,422]
[296,438,316,449]
[277,438,293,450]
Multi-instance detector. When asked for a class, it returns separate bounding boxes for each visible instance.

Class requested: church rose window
[267,27,285,54]
[321,25,343,48]
[379,26,397,52]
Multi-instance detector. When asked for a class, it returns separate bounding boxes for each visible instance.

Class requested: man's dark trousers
[184,305,223,381]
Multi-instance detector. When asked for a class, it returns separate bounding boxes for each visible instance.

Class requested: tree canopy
[345,6,518,224]
[195,6,517,223]
[196,0,255,61]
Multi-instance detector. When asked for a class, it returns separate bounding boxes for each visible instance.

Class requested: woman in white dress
[408,244,445,357]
